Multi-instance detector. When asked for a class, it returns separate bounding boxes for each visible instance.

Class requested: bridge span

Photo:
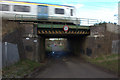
[2,18,98,62]
[19,20,90,62]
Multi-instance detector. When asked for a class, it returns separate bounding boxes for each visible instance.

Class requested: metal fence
[2,42,20,67]
[112,40,120,54]
[0,42,2,70]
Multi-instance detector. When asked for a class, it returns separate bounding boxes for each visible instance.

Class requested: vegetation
[2,59,44,78]
[94,21,117,26]
[46,46,52,52]
[83,54,119,73]
[59,45,65,48]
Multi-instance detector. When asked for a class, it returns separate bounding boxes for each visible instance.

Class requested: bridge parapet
[8,14,100,26]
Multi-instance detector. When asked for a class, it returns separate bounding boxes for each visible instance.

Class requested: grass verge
[83,54,119,73]
[2,59,44,78]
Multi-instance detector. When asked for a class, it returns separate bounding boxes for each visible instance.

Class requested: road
[35,51,117,78]
[50,44,64,52]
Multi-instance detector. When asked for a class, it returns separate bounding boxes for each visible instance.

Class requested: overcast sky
[14,0,118,24]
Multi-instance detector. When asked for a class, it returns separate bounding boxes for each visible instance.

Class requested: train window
[44,7,48,14]
[55,8,64,14]
[37,6,41,13]
[14,5,30,12]
[70,9,73,16]
[0,4,9,11]
[37,6,48,14]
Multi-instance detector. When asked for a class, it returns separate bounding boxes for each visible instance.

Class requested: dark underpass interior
[45,38,73,60]
[47,51,73,60]
[38,36,87,62]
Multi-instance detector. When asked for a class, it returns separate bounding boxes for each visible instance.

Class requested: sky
[14,0,118,24]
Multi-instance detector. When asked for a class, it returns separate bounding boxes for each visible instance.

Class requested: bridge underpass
[36,23,90,62]
[2,20,117,78]
[37,37,87,62]
[2,19,90,62]
[33,36,117,78]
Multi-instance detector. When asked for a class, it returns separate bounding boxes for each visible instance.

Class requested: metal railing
[14,14,101,26]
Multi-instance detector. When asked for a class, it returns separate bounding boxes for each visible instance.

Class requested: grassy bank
[2,59,44,78]
[83,54,119,73]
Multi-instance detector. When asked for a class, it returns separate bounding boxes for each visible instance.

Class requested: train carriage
[0,0,78,24]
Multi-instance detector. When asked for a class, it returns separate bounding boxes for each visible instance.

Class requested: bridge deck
[38,23,90,29]
[8,19,90,38]
[37,23,90,38]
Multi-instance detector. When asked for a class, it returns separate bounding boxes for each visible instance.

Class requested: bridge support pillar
[67,36,87,56]
[38,37,46,62]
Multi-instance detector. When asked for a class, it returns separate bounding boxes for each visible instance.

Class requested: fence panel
[2,42,20,67]
[112,40,119,54]
[0,42,2,70]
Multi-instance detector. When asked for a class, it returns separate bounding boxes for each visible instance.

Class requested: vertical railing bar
[5,42,8,68]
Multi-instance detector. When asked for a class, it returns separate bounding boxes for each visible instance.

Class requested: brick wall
[2,20,26,60]
[86,23,119,57]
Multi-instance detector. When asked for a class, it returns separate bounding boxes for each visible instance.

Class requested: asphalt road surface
[36,51,117,78]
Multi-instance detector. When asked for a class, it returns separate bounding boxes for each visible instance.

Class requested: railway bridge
[36,21,90,61]
[3,18,99,62]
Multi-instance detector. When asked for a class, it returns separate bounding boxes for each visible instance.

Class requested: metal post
[15,14,17,20]
[76,18,79,29]
[88,19,89,26]
[80,18,81,26]
[5,42,8,67]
